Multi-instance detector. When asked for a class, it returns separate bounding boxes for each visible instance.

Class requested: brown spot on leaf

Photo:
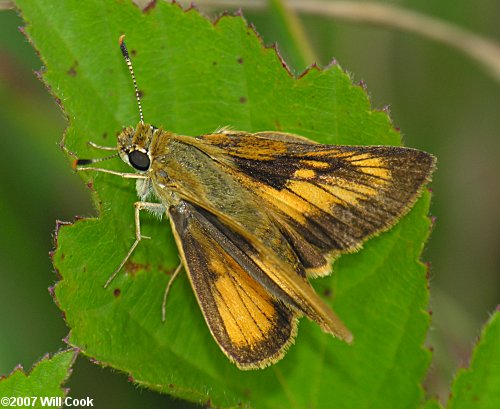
[113,288,121,297]
[239,96,247,103]
[125,260,149,276]
[67,61,78,77]
[158,265,176,276]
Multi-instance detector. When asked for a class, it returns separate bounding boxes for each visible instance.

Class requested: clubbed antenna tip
[119,34,144,124]
[75,159,94,167]
[119,34,128,58]
[73,153,120,170]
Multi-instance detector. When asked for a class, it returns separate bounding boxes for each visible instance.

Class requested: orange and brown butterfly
[73,35,436,370]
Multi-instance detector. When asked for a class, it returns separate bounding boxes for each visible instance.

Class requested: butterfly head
[117,122,158,172]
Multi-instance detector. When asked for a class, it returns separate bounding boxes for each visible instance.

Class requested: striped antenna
[119,34,144,124]
[73,152,120,168]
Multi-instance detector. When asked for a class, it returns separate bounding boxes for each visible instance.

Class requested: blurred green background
[0,0,498,407]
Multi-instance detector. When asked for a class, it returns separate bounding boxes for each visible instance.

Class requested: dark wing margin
[268,145,436,259]
[168,201,298,370]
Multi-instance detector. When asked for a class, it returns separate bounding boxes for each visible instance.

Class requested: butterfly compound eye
[128,150,150,171]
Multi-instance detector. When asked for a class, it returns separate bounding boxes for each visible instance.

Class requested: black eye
[128,150,150,171]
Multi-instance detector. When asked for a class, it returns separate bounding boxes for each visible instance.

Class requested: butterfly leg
[76,166,147,179]
[162,262,183,322]
[104,201,165,288]
[86,141,118,151]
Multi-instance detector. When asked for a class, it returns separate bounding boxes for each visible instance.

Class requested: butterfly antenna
[119,34,144,124]
[73,152,120,169]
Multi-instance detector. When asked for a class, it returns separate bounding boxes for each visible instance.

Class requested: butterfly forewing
[195,132,436,268]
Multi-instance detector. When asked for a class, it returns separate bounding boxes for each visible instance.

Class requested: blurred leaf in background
[0,4,81,374]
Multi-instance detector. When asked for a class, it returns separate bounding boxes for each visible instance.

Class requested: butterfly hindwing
[168,201,298,369]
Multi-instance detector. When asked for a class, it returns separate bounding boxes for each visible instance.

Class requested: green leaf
[0,349,77,406]
[422,399,445,409]
[15,0,433,407]
[448,310,500,409]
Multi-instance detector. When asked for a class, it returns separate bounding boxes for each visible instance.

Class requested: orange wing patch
[300,159,330,169]
[287,180,344,209]
[293,168,316,179]
[210,255,277,348]
[257,184,310,224]
[335,153,391,181]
